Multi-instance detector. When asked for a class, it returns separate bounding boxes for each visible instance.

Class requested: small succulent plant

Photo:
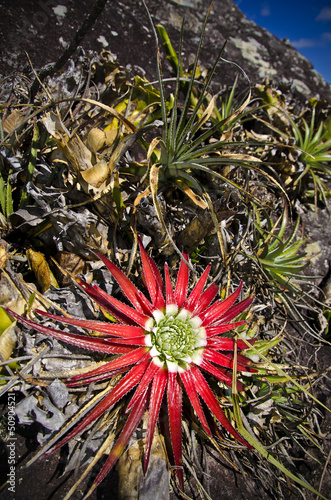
[5,238,256,493]
[252,205,310,294]
[262,101,331,206]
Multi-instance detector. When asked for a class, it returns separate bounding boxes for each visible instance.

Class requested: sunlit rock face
[143,0,330,100]
[1,0,330,100]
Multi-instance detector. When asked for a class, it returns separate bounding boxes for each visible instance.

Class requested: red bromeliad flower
[6,239,256,490]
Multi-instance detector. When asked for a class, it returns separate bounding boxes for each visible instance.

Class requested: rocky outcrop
[0,0,330,101]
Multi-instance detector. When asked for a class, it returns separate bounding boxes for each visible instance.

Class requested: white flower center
[145,307,206,372]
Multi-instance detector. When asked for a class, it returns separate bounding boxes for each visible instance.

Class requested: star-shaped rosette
[5,239,256,490]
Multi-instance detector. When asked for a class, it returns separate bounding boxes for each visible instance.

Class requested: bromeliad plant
[262,102,331,206]
[248,204,322,339]
[251,205,310,294]
[5,238,256,495]
[141,1,261,220]
[291,106,331,206]
[157,24,245,137]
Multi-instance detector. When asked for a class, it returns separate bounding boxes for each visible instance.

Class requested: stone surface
[0,0,330,102]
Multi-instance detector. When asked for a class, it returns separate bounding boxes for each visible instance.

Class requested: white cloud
[291,38,319,48]
[322,32,331,41]
[316,7,331,21]
[260,5,271,17]
[291,33,331,49]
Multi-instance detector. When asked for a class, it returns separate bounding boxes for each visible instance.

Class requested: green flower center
[145,306,206,372]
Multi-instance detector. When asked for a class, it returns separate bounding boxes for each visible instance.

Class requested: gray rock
[46,378,69,409]
[0,0,330,101]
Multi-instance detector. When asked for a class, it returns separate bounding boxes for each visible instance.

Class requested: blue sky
[233,1,331,83]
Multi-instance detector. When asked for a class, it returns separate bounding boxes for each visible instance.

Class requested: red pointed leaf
[126,360,159,412]
[193,283,219,316]
[221,352,258,372]
[66,366,129,387]
[76,279,134,324]
[237,337,257,349]
[190,366,251,448]
[180,369,211,436]
[78,279,150,328]
[94,252,151,313]
[5,309,133,354]
[167,372,184,488]
[213,296,254,325]
[148,253,164,291]
[155,285,166,311]
[46,361,150,455]
[67,346,148,385]
[207,335,257,352]
[184,264,210,312]
[144,368,167,472]
[36,310,145,337]
[175,253,189,308]
[203,348,249,372]
[95,390,149,486]
[164,263,176,306]
[95,336,146,346]
[207,337,241,350]
[137,290,156,315]
[207,337,257,352]
[205,322,246,337]
[198,358,244,392]
[139,238,165,309]
[200,283,243,326]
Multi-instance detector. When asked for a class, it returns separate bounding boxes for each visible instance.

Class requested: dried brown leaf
[0,319,16,361]
[2,109,25,134]
[81,160,110,188]
[26,249,59,293]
